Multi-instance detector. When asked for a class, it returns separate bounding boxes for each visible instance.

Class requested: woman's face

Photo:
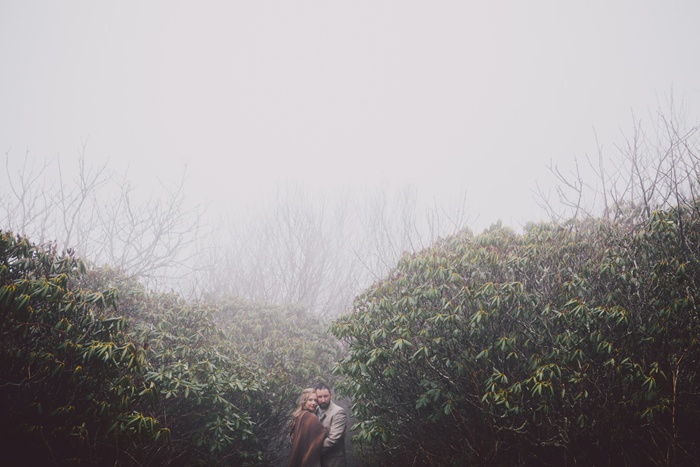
[304,393,318,412]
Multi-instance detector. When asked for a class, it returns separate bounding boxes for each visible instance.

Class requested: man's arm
[322,407,347,451]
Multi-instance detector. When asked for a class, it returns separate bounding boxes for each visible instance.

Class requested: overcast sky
[2,2,699,232]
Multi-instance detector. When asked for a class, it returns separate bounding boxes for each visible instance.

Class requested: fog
[2,2,700,314]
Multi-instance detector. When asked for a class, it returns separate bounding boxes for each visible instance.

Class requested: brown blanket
[287,411,326,467]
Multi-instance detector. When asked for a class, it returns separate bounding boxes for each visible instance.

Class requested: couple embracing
[286,382,347,467]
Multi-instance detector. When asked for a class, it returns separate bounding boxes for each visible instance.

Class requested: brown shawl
[287,410,325,467]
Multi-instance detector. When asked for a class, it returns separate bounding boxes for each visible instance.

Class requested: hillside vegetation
[0,231,340,465]
[332,205,700,465]
[2,105,699,465]
[4,201,699,465]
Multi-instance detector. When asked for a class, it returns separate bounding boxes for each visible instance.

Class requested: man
[314,382,347,467]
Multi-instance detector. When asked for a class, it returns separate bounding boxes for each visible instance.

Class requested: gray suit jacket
[318,401,347,467]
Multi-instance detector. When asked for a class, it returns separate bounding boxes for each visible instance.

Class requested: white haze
[1,2,700,234]
[0,1,700,229]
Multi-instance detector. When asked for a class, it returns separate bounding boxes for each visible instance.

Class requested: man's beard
[318,402,330,410]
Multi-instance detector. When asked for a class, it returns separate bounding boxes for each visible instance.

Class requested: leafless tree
[352,185,470,282]
[535,97,700,227]
[2,147,471,318]
[194,184,360,318]
[2,149,53,243]
[195,183,470,318]
[1,147,206,290]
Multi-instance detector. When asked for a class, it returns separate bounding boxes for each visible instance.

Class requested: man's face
[316,388,331,410]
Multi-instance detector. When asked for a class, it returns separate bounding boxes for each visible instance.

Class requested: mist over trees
[2,101,700,465]
[1,151,469,318]
[0,141,469,465]
[332,103,700,465]
[0,234,343,465]
[1,147,205,287]
[536,98,700,225]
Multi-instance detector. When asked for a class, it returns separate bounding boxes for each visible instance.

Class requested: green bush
[0,231,342,465]
[331,208,700,466]
[0,232,158,465]
[213,299,344,464]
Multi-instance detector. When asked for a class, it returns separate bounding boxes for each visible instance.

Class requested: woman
[287,388,326,467]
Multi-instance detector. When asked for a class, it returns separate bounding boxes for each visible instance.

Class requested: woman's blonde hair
[291,387,316,422]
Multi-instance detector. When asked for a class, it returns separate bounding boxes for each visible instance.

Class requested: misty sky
[2,2,699,231]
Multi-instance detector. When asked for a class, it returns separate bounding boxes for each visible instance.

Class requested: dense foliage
[0,230,340,466]
[5,164,700,466]
[331,206,700,466]
[213,298,345,463]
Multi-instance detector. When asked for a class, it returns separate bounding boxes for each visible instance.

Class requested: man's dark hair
[314,381,331,392]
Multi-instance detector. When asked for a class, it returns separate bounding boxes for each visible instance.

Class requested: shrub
[0,232,157,465]
[0,231,342,465]
[213,298,344,464]
[331,208,700,466]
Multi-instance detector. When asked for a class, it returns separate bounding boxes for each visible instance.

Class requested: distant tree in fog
[352,185,470,282]
[536,97,700,226]
[192,183,469,318]
[332,99,700,466]
[193,185,357,316]
[1,147,469,317]
[1,146,206,289]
